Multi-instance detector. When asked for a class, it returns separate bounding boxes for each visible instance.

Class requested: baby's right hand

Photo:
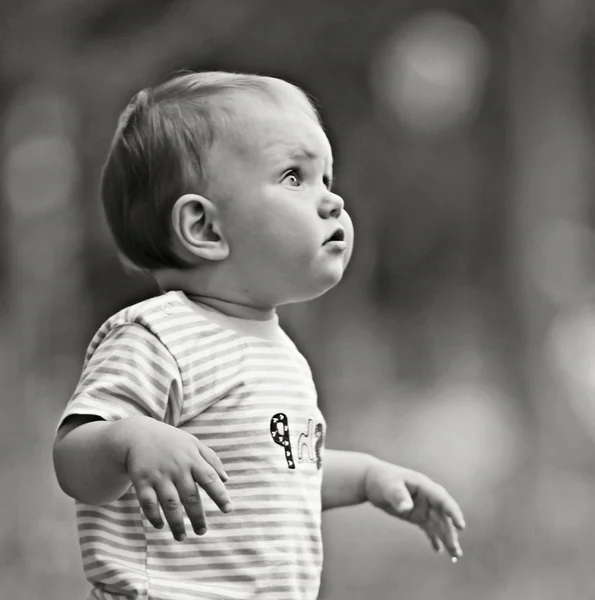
[113,416,232,541]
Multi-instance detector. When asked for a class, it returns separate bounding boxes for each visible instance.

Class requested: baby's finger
[197,442,229,482]
[443,515,463,558]
[191,463,233,514]
[430,507,462,559]
[424,529,442,554]
[441,498,465,531]
[136,485,164,530]
[385,481,414,515]
[176,475,207,536]
[156,482,187,542]
[176,476,207,535]
[407,492,430,526]
[428,483,465,530]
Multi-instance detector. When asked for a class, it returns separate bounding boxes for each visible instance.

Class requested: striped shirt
[59,290,326,600]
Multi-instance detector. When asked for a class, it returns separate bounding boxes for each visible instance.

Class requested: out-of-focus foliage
[3,1,595,599]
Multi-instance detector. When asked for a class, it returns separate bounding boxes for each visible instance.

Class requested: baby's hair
[101,71,320,271]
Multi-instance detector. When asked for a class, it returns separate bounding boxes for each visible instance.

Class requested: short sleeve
[59,323,182,427]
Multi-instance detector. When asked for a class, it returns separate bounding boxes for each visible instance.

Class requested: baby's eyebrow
[287,147,320,162]
[286,147,333,175]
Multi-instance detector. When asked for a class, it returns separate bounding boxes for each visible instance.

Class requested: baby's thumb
[389,482,414,514]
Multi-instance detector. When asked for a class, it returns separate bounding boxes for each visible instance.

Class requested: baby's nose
[320,191,344,218]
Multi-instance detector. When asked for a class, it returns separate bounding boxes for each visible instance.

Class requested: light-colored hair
[101,71,320,270]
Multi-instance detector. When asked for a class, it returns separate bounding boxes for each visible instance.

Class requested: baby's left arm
[322,449,465,560]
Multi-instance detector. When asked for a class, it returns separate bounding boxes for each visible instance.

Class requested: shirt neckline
[166,290,286,343]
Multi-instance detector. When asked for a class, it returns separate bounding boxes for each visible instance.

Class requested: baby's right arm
[53,323,233,541]
[54,413,232,541]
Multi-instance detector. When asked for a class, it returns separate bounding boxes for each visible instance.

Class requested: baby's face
[209,97,353,307]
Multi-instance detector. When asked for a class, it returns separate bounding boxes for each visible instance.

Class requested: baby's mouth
[323,227,345,245]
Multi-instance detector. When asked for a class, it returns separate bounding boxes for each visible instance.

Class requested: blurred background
[3,0,595,598]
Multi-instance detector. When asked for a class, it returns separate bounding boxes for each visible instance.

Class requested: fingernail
[177,533,186,542]
[451,556,458,564]
[223,503,233,513]
[197,528,207,536]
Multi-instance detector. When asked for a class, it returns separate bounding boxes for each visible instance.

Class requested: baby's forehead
[258,126,333,167]
[225,96,333,165]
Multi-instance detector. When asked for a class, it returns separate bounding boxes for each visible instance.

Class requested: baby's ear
[171,194,229,261]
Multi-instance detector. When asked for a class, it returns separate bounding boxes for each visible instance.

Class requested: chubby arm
[53,324,231,541]
[322,448,466,560]
[54,414,232,541]
[53,415,132,504]
[321,449,375,510]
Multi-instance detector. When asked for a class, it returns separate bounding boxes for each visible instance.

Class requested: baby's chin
[282,269,346,305]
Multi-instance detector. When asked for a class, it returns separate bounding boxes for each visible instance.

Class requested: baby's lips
[323,226,345,244]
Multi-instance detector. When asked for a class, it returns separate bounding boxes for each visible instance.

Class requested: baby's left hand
[364,459,466,561]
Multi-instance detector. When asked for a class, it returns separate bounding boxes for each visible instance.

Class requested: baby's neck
[184,293,276,321]
[155,268,277,321]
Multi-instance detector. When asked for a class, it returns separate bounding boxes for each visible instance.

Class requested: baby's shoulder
[112,293,177,324]
[98,292,199,335]
[83,293,187,356]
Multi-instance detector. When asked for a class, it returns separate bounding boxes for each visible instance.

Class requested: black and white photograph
[2,1,595,599]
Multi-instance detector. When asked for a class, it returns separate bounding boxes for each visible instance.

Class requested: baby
[53,71,465,600]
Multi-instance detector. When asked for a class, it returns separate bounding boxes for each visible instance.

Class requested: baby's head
[101,71,353,310]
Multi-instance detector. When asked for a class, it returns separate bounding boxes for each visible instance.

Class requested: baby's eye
[282,169,302,187]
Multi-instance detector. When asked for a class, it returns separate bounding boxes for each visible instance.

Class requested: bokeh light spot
[372,10,489,135]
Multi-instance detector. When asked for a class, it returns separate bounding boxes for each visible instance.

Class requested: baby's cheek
[339,210,354,268]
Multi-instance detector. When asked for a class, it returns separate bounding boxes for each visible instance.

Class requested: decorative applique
[270,414,325,470]
[270,413,295,469]
[314,422,324,470]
